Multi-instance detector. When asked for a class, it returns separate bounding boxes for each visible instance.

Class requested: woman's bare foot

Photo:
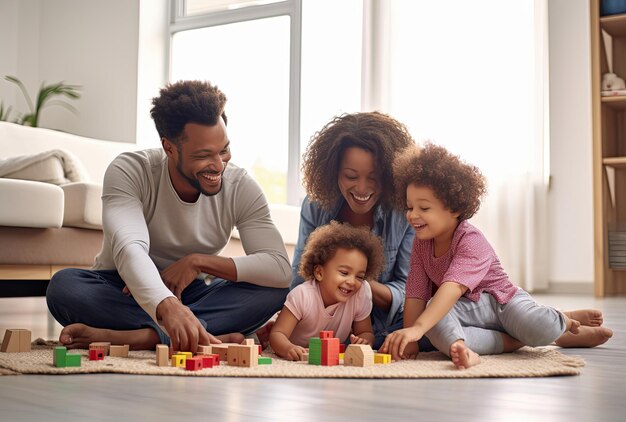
[215,332,245,344]
[563,309,603,327]
[255,321,274,350]
[59,323,160,350]
[450,340,481,370]
[554,326,613,348]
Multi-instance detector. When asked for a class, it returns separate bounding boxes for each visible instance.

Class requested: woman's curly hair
[150,80,228,145]
[392,143,487,221]
[298,221,384,281]
[301,112,416,211]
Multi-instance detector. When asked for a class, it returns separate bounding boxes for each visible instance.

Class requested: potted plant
[2,75,81,127]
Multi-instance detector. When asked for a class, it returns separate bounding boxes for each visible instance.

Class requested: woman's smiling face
[337,147,381,215]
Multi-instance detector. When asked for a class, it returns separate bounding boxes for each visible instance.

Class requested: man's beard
[177,160,223,197]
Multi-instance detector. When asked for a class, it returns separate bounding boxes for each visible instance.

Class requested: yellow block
[374,353,391,364]
[171,354,187,368]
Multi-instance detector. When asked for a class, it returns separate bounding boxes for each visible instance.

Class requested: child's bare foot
[568,319,581,334]
[216,332,245,344]
[255,321,274,350]
[59,323,106,349]
[563,309,603,327]
[450,341,481,370]
[554,326,613,348]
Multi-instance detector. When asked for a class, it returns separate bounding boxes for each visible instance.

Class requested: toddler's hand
[286,345,307,361]
[379,327,422,361]
[349,334,370,345]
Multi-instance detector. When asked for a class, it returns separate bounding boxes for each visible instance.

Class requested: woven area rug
[0,339,584,378]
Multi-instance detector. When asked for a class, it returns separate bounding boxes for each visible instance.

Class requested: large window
[169,0,361,205]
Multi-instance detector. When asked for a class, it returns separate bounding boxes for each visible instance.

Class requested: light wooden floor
[0,294,624,421]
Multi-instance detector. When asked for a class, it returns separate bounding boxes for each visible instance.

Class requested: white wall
[0,0,151,143]
[548,0,594,288]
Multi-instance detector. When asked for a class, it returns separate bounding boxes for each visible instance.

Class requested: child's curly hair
[298,221,384,281]
[301,112,416,211]
[392,143,487,221]
[150,80,228,146]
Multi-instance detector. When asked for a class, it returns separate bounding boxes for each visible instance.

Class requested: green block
[53,346,67,367]
[65,354,81,367]
[308,337,321,365]
[258,357,272,365]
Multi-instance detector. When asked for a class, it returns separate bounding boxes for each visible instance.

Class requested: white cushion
[230,203,300,246]
[1,154,66,184]
[61,182,103,229]
[0,179,64,228]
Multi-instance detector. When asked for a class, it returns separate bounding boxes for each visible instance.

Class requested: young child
[270,221,384,361]
[380,143,612,369]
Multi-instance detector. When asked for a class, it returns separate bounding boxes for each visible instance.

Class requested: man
[46,80,291,353]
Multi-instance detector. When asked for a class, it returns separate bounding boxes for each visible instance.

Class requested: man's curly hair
[299,221,384,281]
[392,143,487,221]
[301,112,416,211]
[150,80,228,145]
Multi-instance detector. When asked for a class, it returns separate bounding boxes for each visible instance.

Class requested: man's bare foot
[563,309,603,327]
[554,326,613,348]
[450,341,481,370]
[215,332,245,344]
[59,323,107,349]
[255,321,274,350]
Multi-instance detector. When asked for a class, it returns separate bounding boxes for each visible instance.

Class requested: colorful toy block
[1,329,31,353]
[89,342,111,356]
[200,356,214,368]
[319,330,333,339]
[308,337,321,365]
[321,337,340,366]
[156,344,169,367]
[339,343,345,353]
[258,357,272,365]
[109,345,129,357]
[197,345,212,355]
[89,349,105,361]
[185,357,203,371]
[242,339,255,346]
[171,354,186,368]
[53,346,81,367]
[374,353,392,364]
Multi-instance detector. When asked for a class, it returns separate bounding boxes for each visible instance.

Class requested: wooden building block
[339,343,345,353]
[197,345,212,355]
[238,345,258,368]
[241,338,255,346]
[156,344,169,367]
[319,330,333,339]
[1,329,31,353]
[200,356,214,368]
[258,357,272,365]
[344,344,375,367]
[308,337,321,365]
[109,345,129,357]
[302,352,309,362]
[211,344,230,362]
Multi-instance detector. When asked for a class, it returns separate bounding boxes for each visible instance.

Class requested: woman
[291,111,422,349]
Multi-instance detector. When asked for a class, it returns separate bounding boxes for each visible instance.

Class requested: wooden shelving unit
[591,0,626,296]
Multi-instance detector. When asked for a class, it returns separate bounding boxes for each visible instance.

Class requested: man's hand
[156,297,219,353]
[161,254,200,300]
[379,326,423,361]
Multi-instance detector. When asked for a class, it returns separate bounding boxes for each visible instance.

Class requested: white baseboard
[545,281,594,295]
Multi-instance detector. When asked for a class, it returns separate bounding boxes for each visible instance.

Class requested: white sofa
[0,122,299,297]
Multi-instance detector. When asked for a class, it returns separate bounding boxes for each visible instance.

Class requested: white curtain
[367,0,550,290]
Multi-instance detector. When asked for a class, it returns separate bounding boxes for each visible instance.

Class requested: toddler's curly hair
[301,112,416,211]
[150,80,227,146]
[392,143,487,221]
[299,221,384,281]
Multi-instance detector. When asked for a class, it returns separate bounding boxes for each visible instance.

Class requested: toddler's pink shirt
[406,220,518,304]
[285,279,372,347]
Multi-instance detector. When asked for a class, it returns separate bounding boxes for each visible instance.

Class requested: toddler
[381,143,611,369]
[270,221,384,361]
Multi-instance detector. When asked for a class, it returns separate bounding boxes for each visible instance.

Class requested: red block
[319,330,334,339]
[200,356,214,368]
[339,343,345,353]
[185,357,203,371]
[321,337,340,366]
[89,349,105,361]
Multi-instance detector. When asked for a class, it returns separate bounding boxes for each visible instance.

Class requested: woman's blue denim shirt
[290,196,414,338]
